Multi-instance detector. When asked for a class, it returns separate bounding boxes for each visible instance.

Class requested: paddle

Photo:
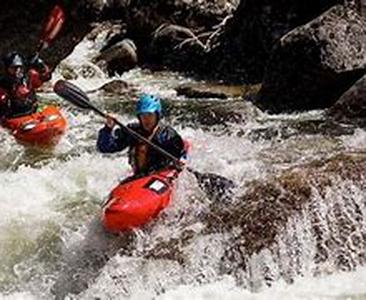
[53,80,237,199]
[34,5,66,58]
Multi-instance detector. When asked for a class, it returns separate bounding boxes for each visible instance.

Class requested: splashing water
[1,32,366,300]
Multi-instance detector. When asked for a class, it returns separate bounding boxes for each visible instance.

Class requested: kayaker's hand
[105,114,116,129]
[29,55,47,73]
[176,158,187,172]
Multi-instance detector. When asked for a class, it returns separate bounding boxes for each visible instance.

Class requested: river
[1,35,366,300]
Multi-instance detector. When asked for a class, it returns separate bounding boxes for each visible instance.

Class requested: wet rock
[95,39,138,75]
[208,153,366,280]
[328,74,366,125]
[98,79,139,100]
[165,100,257,128]
[58,62,79,80]
[206,0,343,83]
[176,83,261,99]
[99,79,129,94]
[256,5,366,113]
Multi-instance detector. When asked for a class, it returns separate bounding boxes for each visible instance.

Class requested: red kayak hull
[102,168,180,232]
[2,105,67,147]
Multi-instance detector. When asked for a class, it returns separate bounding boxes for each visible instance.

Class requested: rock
[102,0,239,71]
[107,0,240,31]
[206,0,343,83]
[95,39,138,75]
[256,5,366,113]
[58,62,79,80]
[98,79,131,95]
[328,74,366,125]
[165,100,257,127]
[208,152,366,280]
[0,0,238,76]
[176,83,261,99]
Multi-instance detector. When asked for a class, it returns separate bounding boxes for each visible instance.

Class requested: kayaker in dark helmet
[97,94,187,175]
[0,51,51,119]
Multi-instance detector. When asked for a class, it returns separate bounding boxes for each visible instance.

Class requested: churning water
[1,33,366,300]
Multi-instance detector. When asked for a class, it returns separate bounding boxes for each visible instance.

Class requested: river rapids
[1,32,366,300]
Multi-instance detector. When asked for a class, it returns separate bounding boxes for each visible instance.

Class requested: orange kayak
[2,105,67,147]
[102,168,180,232]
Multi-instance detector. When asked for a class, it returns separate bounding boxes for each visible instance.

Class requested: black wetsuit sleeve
[155,126,186,165]
[97,124,137,153]
[164,128,186,159]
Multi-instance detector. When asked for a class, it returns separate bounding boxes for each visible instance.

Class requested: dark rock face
[98,0,239,58]
[255,5,366,113]
[0,1,92,70]
[207,0,343,83]
[148,24,206,71]
[328,74,366,125]
[0,0,237,75]
[102,0,239,31]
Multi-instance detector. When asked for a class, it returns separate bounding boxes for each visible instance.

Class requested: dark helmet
[3,52,25,68]
[136,94,162,117]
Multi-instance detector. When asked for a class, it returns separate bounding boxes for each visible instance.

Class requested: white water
[1,31,366,300]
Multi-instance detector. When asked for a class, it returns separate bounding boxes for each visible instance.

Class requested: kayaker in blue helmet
[97,93,187,175]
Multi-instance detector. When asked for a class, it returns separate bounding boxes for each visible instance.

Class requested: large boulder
[255,5,366,113]
[205,0,343,83]
[328,74,366,125]
[95,39,138,75]
[210,153,366,280]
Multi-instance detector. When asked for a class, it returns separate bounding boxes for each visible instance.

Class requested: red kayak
[2,105,67,147]
[102,168,181,232]
[102,141,191,232]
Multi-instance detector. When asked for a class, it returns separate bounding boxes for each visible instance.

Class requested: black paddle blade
[188,168,236,202]
[54,80,91,109]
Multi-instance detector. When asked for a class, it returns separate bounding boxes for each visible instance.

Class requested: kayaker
[0,51,51,119]
[97,94,187,175]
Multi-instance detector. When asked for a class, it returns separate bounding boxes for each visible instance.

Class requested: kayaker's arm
[97,125,132,153]
[156,126,187,170]
[28,56,51,89]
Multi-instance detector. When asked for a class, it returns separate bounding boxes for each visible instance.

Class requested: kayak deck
[2,105,67,147]
[102,168,180,232]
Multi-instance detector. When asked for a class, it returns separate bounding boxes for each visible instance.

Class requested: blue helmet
[136,94,162,116]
